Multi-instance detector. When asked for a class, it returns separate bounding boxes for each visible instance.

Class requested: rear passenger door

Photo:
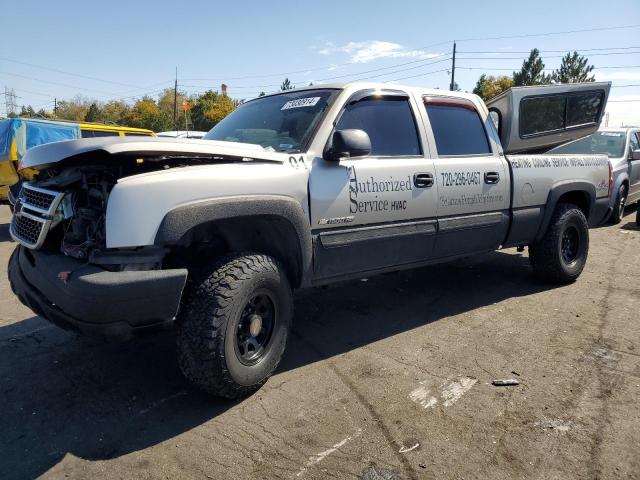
[309,91,438,280]
[421,96,510,258]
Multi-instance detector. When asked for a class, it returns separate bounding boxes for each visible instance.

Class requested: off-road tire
[529,203,589,284]
[177,253,292,398]
[609,184,627,225]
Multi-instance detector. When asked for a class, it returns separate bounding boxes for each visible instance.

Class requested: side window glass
[629,133,640,156]
[424,99,491,156]
[81,130,119,138]
[335,98,421,156]
[125,132,153,136]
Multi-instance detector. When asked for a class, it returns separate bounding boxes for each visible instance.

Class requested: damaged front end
[8,161,190,338]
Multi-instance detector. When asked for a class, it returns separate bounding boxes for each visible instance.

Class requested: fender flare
[154,195,312,287]
[535,181,596,242]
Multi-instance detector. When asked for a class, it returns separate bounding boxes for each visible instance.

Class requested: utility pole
[449,41,456,91]
[173,66,178,130]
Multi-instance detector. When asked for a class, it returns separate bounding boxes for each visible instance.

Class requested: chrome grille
[12,211,44,246]
[10,183,64,249]
[20,188,58,212]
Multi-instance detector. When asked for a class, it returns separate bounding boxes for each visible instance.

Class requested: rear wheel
[609,184,627,225]
[177,253,292,398]
[529,203,589,284]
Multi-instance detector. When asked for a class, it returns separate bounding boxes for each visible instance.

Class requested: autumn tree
[473,74,514,100]
[191,90,238,131]
[124,96,167,131]
[513,49,551,86]
[551,51,595,83]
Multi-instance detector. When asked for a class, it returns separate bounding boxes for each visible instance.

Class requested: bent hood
[20,136,290,169]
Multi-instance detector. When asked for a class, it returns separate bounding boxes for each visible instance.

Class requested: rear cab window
[335,94,421,157]
[423,96,491,156]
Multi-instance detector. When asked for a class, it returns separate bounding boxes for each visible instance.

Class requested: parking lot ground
[1,204,639,480]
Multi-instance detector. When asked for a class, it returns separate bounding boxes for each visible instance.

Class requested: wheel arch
[535,182,595,242]
[155,195,312,288]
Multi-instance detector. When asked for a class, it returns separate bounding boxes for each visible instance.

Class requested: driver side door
[309,91,438,281]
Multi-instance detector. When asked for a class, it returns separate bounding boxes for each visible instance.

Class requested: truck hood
[20,136,291,169]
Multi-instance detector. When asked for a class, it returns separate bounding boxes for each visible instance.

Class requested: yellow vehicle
[0,118,154,205]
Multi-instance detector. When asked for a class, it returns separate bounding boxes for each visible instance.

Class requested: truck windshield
[549,131,626,158]
[204,89,339,152]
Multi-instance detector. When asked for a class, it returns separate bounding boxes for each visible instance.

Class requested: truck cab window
[335,98,421,156]
[425,101,491,156]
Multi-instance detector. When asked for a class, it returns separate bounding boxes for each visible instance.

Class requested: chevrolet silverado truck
[8,81,612,398]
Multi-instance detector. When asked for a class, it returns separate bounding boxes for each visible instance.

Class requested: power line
[452,23,640,43]
[458,45,640,54]
[181,53,451,85]
[180,56,453,91]
[0,56,147,89]
[456,65,640,71]
[458,51,640,60]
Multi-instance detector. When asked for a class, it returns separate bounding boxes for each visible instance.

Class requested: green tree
[55,95,92,121]
[84,102,101,122]
[280,78,294,91]
[259,91,266,97]
[513,49,551,86]
[191,90,238,131]
[473,74,513,100]
[157,88,187,130]
[18,105,36,117]
[100,100,130,125]
[551,51,595,83]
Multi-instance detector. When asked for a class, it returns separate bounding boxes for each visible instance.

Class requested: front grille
[11,212,45,247]
[20,188,58,212]
[10,183,65,249]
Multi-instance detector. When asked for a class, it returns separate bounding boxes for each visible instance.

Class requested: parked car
[0,118,155,206]
[157,130,208,139]
[8,81,611,398]
[548,127,640,224]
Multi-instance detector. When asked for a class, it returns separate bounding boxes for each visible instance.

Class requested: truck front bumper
[8,246,188,339]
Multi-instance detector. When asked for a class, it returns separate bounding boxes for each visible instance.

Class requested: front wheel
[609,184,627,225]
[177,253,292,398]
[529,203,589,284]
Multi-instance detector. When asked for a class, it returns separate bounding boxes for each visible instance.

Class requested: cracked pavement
[1,205,639,479]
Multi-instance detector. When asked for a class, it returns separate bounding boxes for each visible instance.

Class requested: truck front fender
[154,195,312,287]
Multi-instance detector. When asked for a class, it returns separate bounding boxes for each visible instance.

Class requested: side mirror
[632,149,640,161]
[324,129,371,162]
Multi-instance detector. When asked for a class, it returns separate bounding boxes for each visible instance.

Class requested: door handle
[413,173,434,188]
[484,172,500,184]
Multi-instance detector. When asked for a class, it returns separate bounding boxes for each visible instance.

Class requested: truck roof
[257,82,480,102]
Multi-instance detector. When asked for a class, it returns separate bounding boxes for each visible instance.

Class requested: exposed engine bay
[17,153,247,269]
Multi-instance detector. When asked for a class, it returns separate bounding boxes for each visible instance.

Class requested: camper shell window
[519,90,604,138]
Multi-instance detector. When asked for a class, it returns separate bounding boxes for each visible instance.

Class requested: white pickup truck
[8,81,612,398]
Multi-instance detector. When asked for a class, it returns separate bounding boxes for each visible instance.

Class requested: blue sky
[1,0,639,125]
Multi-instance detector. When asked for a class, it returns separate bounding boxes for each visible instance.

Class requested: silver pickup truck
[8,81,612,398]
